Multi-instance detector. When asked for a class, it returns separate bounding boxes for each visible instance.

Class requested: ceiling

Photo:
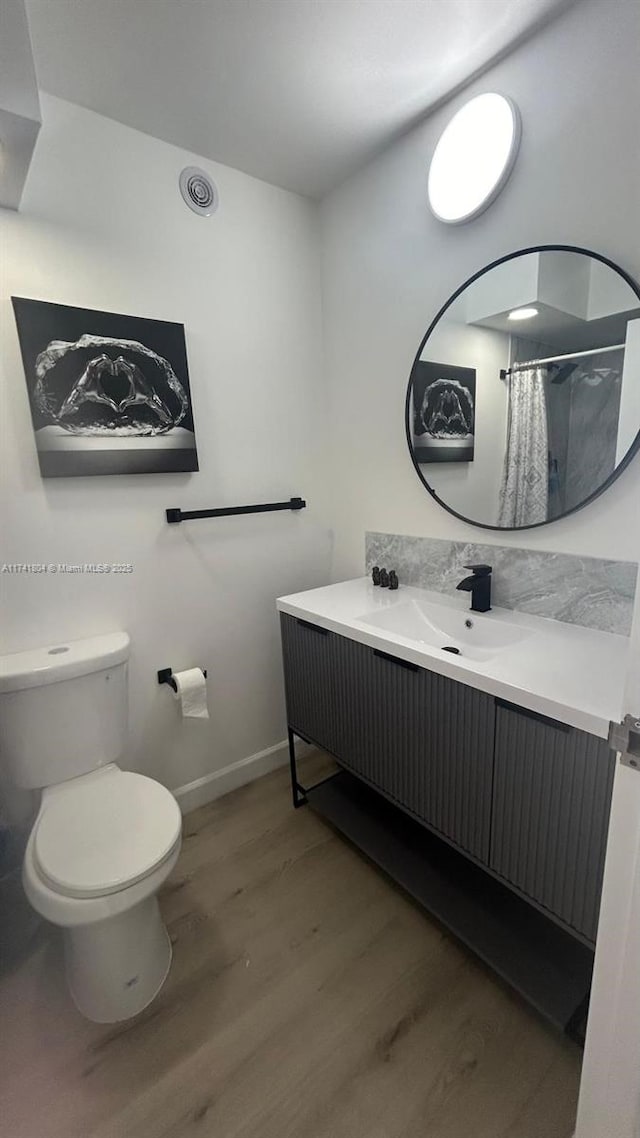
[25,0,572,198]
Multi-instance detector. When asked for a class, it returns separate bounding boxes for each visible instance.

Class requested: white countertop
[277,578,629,739]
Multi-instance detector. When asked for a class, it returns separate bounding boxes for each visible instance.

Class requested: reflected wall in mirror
[406,246,640,529]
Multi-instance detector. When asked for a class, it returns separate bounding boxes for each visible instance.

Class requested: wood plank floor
[0,753,581,1138]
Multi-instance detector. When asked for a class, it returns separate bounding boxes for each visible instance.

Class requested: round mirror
[406,245,640,529]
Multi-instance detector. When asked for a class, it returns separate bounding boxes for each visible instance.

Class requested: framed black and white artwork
[410,360,476,463]
[12,297,199,477]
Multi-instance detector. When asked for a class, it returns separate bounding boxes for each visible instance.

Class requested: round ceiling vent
[179,167,219,217]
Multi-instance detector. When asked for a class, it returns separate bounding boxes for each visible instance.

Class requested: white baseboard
[172,737,306,815]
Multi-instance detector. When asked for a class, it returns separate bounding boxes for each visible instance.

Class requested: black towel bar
[165,496,306,524]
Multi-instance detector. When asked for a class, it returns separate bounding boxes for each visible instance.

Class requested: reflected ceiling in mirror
[406,246,640,529]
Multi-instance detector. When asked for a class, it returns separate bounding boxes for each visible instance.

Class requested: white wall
[0,95,331,803]
[0,0,41,209]
[319,0,640,576]
[588,258,638,321]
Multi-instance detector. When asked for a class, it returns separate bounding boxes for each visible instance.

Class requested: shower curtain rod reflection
[499,342,625,379]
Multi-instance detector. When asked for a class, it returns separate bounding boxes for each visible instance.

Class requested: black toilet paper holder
[158,667,207,692]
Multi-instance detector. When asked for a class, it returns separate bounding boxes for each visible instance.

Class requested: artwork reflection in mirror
[412,362,475,462]
[407,248,640,529]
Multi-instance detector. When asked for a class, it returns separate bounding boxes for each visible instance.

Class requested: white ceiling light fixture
[508,306,539,321]
[428,93,521,225]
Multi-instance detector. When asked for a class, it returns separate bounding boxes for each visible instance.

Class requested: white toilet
[0,632,182,1023]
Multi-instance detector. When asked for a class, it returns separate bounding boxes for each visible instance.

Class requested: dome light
[508,307,539,321]
[428,93,521,225]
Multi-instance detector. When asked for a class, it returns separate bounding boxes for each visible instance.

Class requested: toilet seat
[34,767,182,899]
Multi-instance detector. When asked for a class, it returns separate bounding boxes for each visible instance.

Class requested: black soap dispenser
[372,566,381,586]
[379,568,389,588]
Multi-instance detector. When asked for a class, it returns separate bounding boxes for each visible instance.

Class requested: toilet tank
[0,632,130,789]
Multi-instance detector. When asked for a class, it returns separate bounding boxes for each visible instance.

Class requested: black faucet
[456,564,492,612]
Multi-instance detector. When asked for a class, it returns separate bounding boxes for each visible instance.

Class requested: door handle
[373,648,419,673]
[296,619,329,636]
[496,697,572,733]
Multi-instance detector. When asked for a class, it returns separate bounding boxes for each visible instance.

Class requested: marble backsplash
[365,532,638,636]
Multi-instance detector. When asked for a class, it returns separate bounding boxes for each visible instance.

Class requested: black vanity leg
[288,727,307,808]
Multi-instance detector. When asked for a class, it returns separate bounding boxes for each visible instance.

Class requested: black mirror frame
[404,243,640,531]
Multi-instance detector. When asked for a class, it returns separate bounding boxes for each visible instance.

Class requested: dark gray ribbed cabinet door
[331,636,421,798]
[332,637,494,864]
[280,614,339,755]
[414,669,494,864]
[490,702,615,943]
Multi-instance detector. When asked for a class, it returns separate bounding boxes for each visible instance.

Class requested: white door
[575,594,640,1138]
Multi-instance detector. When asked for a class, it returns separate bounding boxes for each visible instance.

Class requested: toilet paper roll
[172,668,209,719]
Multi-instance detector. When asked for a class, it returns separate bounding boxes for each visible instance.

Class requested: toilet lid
[34,769,182,898]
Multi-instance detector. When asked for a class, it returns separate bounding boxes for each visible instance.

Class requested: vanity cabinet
[330,634,494,863]
[280,613,615,945]
[489,700,615,944]
[281,615,495,862]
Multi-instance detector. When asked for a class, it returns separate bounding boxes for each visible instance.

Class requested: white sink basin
[358,597,533,661]
[278,577,628,739]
